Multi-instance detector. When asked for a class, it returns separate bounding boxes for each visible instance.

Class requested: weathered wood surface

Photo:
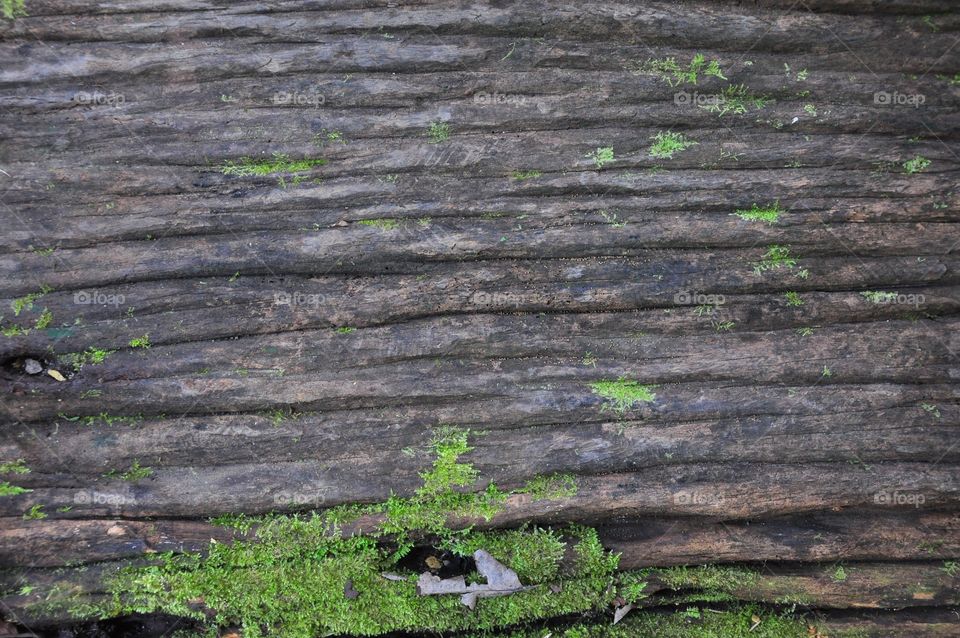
[1,0,959,634]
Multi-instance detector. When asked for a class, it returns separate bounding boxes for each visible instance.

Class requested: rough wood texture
[1,0,959,635]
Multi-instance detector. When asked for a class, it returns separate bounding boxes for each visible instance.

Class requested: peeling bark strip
[1,0,959,634]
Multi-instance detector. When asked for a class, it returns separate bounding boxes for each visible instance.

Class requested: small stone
[24,358,42,374]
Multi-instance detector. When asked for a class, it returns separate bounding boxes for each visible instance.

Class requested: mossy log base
[1,0,959,635]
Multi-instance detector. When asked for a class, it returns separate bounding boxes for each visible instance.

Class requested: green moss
[649,131,697,159]
[64,347,115,371]
[752,245,797,275]
[103,460,153,482]
[428,121,451,143]
[860,290,897,303]
[10,285,52,316]
[517,473,577,500]
[586,147,615,168]
[98,428,625,637]
[627,53,726,86]
[129,334,151,349]
[784,291,803,307]
[2,0,26,19]
[34,308,53,329]
[444,526,567,582]
[463,604,811,638]
[511,170,542,180]
[23,504,46,519]
[335,326,357,334]
[589,377,657,414]
[357,219,400,230]
[221,153,327,177]
[701,84,770,116]
[0,481,31,496]
[903,155,931,174]
[659,565,760,592]
[0,458,29,474]
[830,565,847,582]
[734,201,783,224]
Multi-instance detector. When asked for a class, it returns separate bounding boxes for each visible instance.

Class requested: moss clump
[97,428,624,637]
[590,377,657,414]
